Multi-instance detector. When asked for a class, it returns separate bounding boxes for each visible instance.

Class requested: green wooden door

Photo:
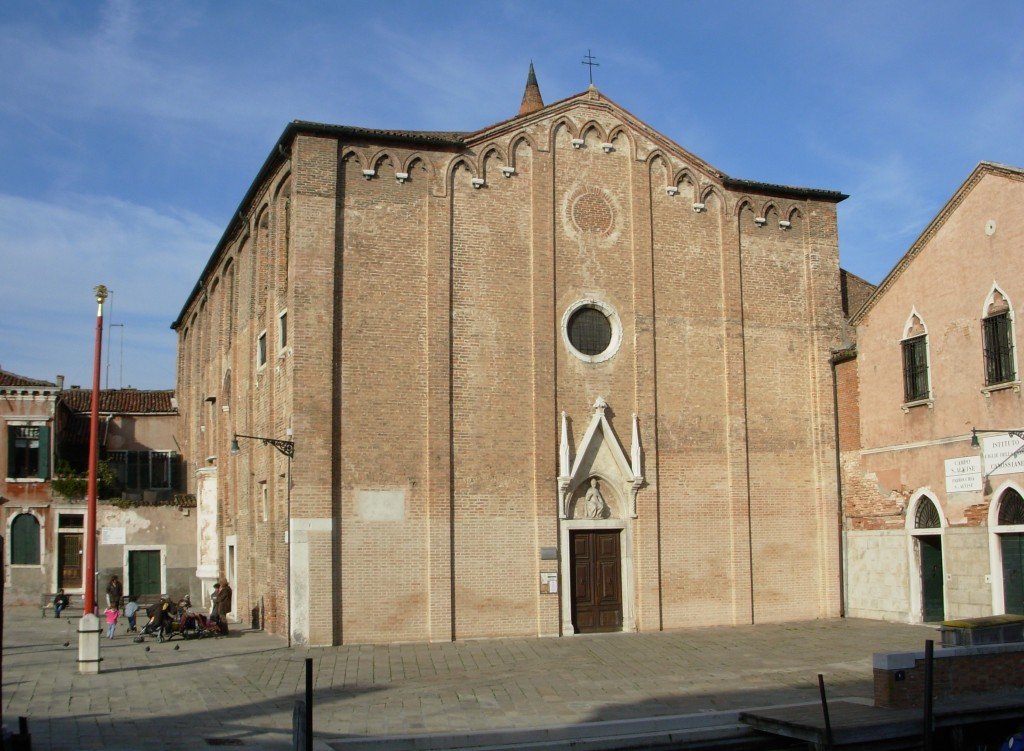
[920,535,945,622]
[128,550,161,597]
[1002,534,1024,615]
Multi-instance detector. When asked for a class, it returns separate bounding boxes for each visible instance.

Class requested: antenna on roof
[581,49,600,86]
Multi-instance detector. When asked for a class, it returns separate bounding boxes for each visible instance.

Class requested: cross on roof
[581,50,599,85]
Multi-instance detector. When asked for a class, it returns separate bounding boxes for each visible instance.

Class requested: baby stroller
[142,597,193,642]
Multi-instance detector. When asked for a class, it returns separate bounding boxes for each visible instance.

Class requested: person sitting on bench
[53,589,70,618]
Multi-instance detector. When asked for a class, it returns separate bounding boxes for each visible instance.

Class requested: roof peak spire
[517,61,544,117]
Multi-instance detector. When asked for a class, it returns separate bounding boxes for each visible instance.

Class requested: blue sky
[1,1,1022,389]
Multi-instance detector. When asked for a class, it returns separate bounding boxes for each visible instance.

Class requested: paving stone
[1,606,940,750]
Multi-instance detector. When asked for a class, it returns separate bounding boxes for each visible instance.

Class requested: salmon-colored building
[2,375,197,607]
[840,162,1024,623]
[173,68,849,645]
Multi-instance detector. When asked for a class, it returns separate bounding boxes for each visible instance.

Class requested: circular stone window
[561,299,622,363]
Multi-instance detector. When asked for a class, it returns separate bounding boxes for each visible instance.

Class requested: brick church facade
[173,68,847,645]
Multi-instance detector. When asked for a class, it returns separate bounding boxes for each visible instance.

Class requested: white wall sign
[983,434,1024,477]
[945,456,982,493]
[356,490,406,521]
[100,527,126,545]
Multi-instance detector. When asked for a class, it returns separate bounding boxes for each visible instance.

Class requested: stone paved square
[1,607,940,750]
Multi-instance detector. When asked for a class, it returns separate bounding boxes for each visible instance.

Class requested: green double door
[1002,534,1024,615]
[919,536,945,623]
[128,550,161,597]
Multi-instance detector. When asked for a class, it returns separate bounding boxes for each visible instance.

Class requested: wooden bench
[40,592,85,618]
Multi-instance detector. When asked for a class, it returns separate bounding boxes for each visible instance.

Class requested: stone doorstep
[322,699,858,751]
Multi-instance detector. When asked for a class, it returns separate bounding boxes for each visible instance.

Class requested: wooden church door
[570,530,623,633]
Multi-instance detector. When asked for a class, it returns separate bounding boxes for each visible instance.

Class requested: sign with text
[100,526,126,545]
[944,456,982,493]
[983,434,1024,477]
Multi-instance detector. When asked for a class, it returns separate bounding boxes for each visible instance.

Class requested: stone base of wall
[875,643,1024,708]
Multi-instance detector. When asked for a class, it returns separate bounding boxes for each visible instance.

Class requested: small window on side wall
[278,310,287,350]
[257,331,267,368]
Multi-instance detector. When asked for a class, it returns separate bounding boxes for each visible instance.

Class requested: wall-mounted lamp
[231,433,295,458]
[970,428,1024,449]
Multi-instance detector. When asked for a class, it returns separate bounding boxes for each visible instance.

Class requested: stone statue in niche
[583,478,608,519]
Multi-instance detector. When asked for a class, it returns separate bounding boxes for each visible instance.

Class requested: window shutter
[11,514,40,565]
[37,425,50,479]
[999,314,1015,381]
[171,454,182,490]
[6,426,14,478]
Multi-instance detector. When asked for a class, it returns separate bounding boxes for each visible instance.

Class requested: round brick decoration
[571,188,614,236]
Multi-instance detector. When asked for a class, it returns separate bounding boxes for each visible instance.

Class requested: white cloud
[0,191,219,388]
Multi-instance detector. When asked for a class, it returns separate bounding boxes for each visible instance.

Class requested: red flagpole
[84,284,107,615]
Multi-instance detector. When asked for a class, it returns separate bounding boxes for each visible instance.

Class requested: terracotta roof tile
[0,369,56,388]
[291,121,468,145]
[61,389,176,414]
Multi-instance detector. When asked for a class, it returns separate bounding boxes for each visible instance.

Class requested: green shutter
[11,513,40,565]
[6,427,14,479]
[37,425,50,479]
[170,454,181,491]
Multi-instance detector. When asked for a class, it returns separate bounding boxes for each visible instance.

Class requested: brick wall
[875,643,1024,708]
[174,91,846,644]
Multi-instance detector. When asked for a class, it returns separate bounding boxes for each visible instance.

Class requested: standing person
[103,605,118,639]
[106,574,124,609]
[53,589,70,618]
[124,595,140,633]
[209,582,221,620]
[213,577,232,634]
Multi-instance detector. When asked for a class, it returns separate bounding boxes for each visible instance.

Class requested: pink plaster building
[840,162,1024,623]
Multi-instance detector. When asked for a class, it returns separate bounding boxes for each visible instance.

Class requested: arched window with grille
[982,287,1016,386]
[10,513,41,565]
[915,497,941,529]
[901,310,930,403]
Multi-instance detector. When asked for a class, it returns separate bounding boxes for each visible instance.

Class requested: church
[172,66,847,645]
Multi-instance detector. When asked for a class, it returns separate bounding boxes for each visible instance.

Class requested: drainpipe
[830,347,855,618]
